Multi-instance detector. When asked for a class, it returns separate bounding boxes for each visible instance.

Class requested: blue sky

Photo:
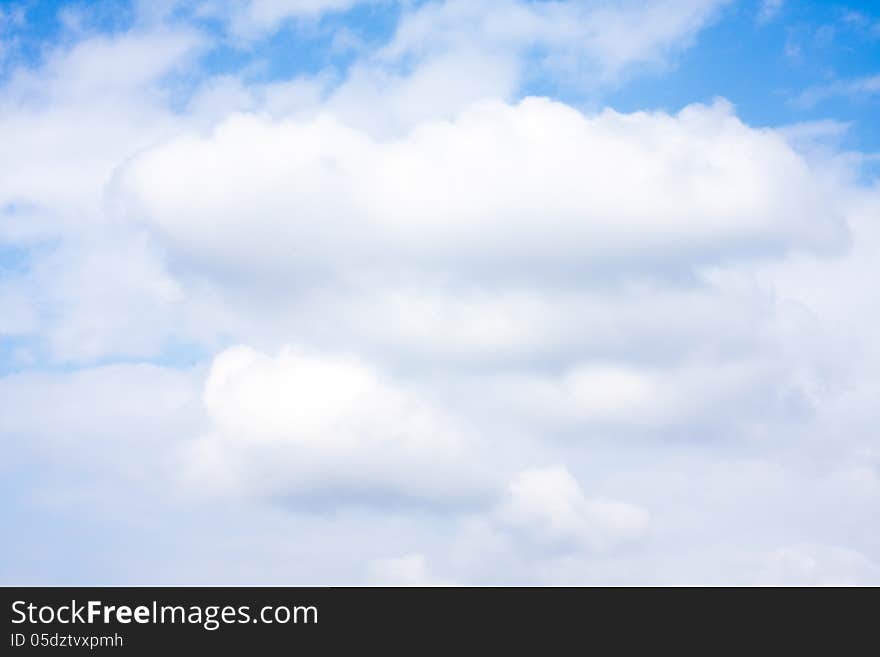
[1,0,880,585]
[4,2,879,140]
[5,2,879,136]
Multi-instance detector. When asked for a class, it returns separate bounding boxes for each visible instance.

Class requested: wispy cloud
[757,0,784,25]
[795,74,880,108]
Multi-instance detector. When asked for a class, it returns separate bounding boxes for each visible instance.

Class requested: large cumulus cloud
[118,97,843,275]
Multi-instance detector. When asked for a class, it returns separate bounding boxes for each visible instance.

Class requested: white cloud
[384,0,729,86]
[475,363,715,430]
[755,544,880,586]
[494,466,650,553]
[367,554,452,585]
[181,345,494,504]
[195,0,371,40]
[0,278,38,336]
[118,97,843,279]
[189,0,728,75]
[3,0,880,585]
[795,74,880,108]
[28,234,188,362]
[0,28,204,216]
[757,0,784,25]
[0,362,201,484]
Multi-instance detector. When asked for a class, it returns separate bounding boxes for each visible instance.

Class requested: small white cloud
[0,28,204,216]
[755,544,880,585]
[757,0,784,25]
[795,74,880,108]
[384,0,729,87]
[181,345,493,505]
[494,466,650,553]
[367,554,452,586]
[203,0,368,40]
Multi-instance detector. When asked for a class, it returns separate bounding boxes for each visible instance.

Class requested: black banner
[0,587,870,653]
